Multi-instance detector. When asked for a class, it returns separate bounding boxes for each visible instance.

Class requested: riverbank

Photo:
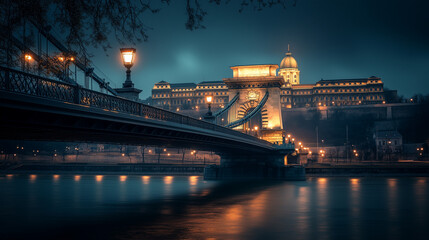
[1,163,205,176]
[3,162,429,177]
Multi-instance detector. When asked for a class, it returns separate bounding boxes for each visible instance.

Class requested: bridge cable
[212,92,239,117]
[225,91,269,129]
[28,20,119,96]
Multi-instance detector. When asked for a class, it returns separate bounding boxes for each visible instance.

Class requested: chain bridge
[0,66,304,180]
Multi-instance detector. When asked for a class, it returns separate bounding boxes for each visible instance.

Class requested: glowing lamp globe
[206,95,213,104]
[120,48,136,68]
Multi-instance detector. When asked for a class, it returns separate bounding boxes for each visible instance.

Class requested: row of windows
[158,98,228,105]
[378,140,399,146]
[172,88,194,92]
[155,85,227,90]
[316,80,381,87]
[196,85,227,89]
[154,91,228,98]
[280,95,384,103]
[280,87,383,95]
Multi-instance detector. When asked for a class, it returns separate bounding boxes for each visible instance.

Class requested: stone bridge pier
[204,150,305,180]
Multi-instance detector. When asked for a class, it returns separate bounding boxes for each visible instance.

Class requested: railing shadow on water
[0,66,270,146]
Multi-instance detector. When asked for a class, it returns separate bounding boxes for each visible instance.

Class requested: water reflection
[53,174,60,181]
[6,174,13,179]
[296,186,310,236]
[142,176,150,185]
[350,178,361,240]
[163,176,174,197]
[189,176,198,186]
[415,178,426,228]
[95,175,103,182]
[164,176,173,185]
[247,190,268,226]
[119,175,127,182]
[74,175,81,181]
[387,178,399,239]
[316,177,328,237]
[29,174,37,182]
[2,175,429,240]
[223,204,243,235]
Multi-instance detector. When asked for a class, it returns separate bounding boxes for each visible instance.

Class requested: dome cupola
[280,46,298,69]
[278,45,300,85]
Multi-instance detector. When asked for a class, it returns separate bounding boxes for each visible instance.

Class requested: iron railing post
[5,68,10,90]
[74,84,81,104]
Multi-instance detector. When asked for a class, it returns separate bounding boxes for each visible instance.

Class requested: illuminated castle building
[151,49,387,111]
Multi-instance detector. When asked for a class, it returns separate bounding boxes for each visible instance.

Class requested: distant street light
[120,48,136,88]
[58,54,75,79]
[24,54,32,61]
[203,95,215,122]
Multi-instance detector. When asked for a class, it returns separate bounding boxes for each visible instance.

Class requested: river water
[1,174,429,240]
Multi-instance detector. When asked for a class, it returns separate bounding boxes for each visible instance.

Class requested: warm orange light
[167,153,171,156]
[74,175,81,181]
[142,176,150,184]
[120,175,127,182]
[120,48,136,68]
[121,153,125,156]
[53,174,60,180]
[350,178,359,184]
[95,175,103,182]
[58,56,65,62]
[189,176,198,186]
[69,57,75,61]
[30,174,37,181]
[24,54,32,61]
[164,176,173,185]
[318,178,327,184]
[206,95,213,103]
[254,126,258,131]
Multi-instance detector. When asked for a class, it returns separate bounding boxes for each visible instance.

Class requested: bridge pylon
[223,64,285,143]
[204,144,305,180]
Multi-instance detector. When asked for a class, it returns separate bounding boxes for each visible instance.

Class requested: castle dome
[280,51,298,69]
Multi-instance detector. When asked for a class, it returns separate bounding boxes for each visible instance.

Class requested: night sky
[89,0,429,99]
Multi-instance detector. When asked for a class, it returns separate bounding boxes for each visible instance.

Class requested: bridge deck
[0,66,283,153]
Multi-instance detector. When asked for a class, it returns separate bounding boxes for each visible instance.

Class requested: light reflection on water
[1,175,429,240]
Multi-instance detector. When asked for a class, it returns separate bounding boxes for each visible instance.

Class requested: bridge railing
[0,66,272,147]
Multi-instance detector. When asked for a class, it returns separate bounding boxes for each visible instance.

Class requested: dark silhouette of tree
[0,0,294,56]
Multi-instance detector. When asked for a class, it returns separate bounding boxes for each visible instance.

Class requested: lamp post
[120,48,136,88]
[203,95,215,122]
[115,48,142,101]
[58,54,75,80]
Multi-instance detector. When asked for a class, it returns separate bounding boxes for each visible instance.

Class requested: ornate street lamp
[120,48,136,88]
[206,95,213,115]
[203,95,215,122]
